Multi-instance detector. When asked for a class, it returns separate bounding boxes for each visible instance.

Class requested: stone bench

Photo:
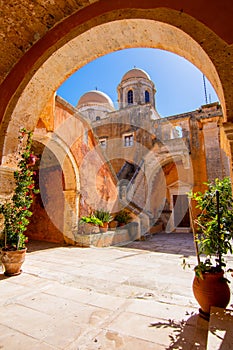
[75,222,139,247]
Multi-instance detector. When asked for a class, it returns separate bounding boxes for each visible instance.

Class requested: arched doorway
[29,134,80,244]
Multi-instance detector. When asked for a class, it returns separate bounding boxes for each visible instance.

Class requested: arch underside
[1,17,225,158]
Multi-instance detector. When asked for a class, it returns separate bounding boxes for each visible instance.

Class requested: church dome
[77,90,114,110]
[121,68,151,82]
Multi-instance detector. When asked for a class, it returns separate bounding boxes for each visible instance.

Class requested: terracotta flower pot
[1,248,27,276]
[109,220,118,230]
[192,271,230,318]
[99,222,108,233]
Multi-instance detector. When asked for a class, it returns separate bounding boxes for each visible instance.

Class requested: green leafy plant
[93,209,113,224]
[79,215,103,226]
[0,129,39,251]
[115,209,132,224]
[188,177,233,277]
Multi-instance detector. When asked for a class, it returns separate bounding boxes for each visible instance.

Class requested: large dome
[77,90,114,109]
[121,68,151,82]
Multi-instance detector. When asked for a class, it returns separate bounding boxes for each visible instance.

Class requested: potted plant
[94,209,113,233]
[79,214,103,234]
[188,177,233,319]
[115,209,132,227]
[0,129,39,276]
[109,215,118,231]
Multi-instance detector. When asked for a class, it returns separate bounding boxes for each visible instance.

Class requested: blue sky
[57,48,218,117]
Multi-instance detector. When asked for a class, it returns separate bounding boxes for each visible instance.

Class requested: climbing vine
[0,129,39,250]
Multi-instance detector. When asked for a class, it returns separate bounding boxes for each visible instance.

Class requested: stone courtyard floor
[0,233,233,349]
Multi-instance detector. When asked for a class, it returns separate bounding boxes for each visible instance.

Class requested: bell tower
[117,68,156,109]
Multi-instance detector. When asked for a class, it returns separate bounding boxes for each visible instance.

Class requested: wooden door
[173,194,190,228]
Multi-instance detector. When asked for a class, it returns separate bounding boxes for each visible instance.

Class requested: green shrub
[0,129,39,250]
[79,215,103,226]
[115,210,132,224]
[188,177,233,276]
[94,209,113,223]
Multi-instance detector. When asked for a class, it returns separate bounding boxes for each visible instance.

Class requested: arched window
[145,90,150,103]
[96,116,100,121]
[127,90,133,104]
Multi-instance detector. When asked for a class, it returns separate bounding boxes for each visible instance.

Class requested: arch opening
[0,17,225,160]
[0,9,231,242]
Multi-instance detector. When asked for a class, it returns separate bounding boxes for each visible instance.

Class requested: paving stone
[67,329,164,350]
[106,311,177,346]
[44,282,126,310]
[0,324,57,350]
[0,233,211,349]
[125,298,196,320]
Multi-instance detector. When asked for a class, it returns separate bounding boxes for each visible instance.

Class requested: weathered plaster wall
[55,98,118,212]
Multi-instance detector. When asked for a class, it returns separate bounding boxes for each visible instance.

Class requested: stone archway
[0,2,233,237]
[1,6,233,160]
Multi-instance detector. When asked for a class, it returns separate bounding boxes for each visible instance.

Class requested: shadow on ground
[26,240,65,253]
[26,233,196,257]
[149,313,208,349]
[125,232,196,256]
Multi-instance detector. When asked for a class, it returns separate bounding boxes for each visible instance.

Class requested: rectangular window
[124,134,134,147]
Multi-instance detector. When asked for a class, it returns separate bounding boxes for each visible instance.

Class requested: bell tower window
[127,90,133,104]
[145,90,150,103]
[123,133,134,147]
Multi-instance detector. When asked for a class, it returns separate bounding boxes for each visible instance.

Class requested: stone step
[206,307,233,349]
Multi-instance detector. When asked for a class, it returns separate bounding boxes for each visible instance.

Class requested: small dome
[77,90,114,109]
[121,68,151,82]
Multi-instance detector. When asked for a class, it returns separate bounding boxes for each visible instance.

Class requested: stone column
[63,189,79,245]
[0,166,15,200]
[221,122,233,181]
[0,166,15,237]
[202,119,223,181]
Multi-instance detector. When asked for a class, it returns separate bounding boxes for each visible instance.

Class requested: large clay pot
[192,271,230,318]
[1,248,27,276]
